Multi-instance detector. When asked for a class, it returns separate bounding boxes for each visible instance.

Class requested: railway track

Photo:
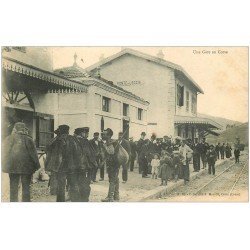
[189,160,248,200]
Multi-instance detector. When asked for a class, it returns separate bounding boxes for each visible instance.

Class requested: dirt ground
[148,152,249,202]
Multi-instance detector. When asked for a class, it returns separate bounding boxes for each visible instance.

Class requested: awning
[174,115,222,130]
[2,57,88,92]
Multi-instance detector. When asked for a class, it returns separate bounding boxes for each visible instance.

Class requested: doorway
[122,119,129,140]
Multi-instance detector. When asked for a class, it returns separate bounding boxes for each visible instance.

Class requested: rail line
[190,160,247,199]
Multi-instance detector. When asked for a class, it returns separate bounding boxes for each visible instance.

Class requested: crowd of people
[2,122,241,202]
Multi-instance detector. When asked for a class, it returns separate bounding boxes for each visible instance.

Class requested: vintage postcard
[1,46,248,202]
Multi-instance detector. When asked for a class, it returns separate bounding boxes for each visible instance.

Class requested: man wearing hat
[137,132,146,174]
[45,124,78,202]
[192,137,201,172]
[71,127,91,202]
[81,127,98,185]
[206,145,217,175]
[118,132,131,183]
[90,132,103,181]
[200,137,209,169]
[2,122,40,202]
[101,128,120,202]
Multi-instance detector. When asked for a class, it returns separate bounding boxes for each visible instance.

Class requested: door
[122,119,129,140]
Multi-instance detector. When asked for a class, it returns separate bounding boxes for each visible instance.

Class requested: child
[151,154,160,179]
[172,151,184,182]
[234,148,240,163]
[159,150,173,186]
[206,145,217,175]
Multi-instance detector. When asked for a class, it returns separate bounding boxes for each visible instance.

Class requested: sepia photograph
[1,46,248,202]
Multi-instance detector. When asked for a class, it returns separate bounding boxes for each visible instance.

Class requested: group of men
[3,121,238,202]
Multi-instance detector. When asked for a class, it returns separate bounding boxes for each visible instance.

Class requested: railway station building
[85,48,221,140]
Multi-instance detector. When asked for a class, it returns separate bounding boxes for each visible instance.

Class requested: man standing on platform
[200,137,209,169]
[118,132,131,183]
[81,127,98,184]
[129,137,137,172]
[137,132,146,174]
[90,132,103,181]
[192,137,201,172]
[101,128,120,202]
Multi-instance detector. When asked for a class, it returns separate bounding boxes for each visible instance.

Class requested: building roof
[54,65,91,78]
[85,48,204,94]
[174,115,222,129]
[2,56,88,92]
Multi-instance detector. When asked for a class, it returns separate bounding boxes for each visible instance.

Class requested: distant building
[85,48,221,139]
[2,47,149,152]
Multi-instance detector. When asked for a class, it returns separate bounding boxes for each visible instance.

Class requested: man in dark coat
[220,143,225,159]
[206,145,217,175]
[200,137,209,169]
[89,132,103,181]
[139,139,150,178]
[81,127,98,185]
[129,137,137,172]
[45,124,78,202]
[192,138,201,172]
[101,128,120,202]
[71,128,91,202]
[215,143,221,159]
[225,143,232,158]
[118,132,131,183]
[2,122,40,202]
[137,132,146,174]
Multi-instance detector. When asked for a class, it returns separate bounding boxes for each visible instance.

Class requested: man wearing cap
[118,132,131,183]
[71,127,91,202]
[101,128,120,202]
[206,145,217,175]
[129,137,137,172]
[137,132,146,174]
[2,122,40,202]
[45,124,78,202]
[90,132,103,181]
[192,138,201,172]
[81,127,98,186]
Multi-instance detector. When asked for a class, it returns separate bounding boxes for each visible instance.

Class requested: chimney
[157,49,164,59]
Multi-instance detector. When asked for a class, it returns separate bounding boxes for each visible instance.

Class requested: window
[138,108,143,120]
[102,96,111,112]
[177,84,184,106]
[12,46,26,53]
[186,91,189,111]
[123,103,129,116]
[191,95,196,114]
[36,116,54,148]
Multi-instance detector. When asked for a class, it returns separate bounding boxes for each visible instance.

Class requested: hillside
[206,122,248,146]
[198,113,242,131]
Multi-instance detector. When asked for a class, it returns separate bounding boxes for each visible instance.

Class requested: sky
[52,47,248,123]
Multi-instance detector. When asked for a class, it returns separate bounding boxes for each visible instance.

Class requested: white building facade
[86,48,221,140]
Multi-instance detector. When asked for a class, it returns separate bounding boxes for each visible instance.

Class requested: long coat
[45,134,78,173]
[206,149,217,165]
[2,131,40,174]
